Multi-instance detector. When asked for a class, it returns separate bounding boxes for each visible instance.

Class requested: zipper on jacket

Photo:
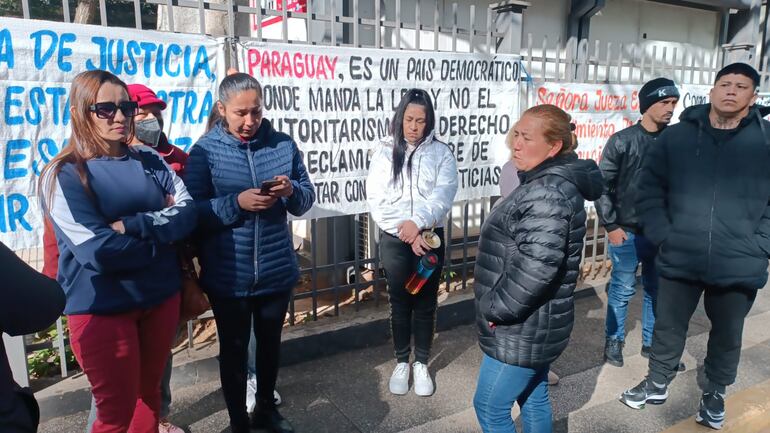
[707,188,716,277]
[706,133,722,278]
[245,147,260,287]
[407,148,416,216]
[406,145,425,217]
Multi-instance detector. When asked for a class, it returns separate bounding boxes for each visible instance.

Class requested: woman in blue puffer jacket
[184,73,314,433]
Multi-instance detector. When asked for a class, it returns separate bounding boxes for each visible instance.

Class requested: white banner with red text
[535,82,712,162]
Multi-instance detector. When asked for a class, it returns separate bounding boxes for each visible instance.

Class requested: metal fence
[9,0,770,384]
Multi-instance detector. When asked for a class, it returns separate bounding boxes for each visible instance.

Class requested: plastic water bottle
[405,253,439,295]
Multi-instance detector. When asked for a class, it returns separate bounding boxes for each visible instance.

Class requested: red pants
[68,293,180,433]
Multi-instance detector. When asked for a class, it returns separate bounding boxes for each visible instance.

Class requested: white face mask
[135,118,162,146]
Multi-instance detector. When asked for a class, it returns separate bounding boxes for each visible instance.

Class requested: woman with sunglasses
[40,70,197,433]
[366,88,458,397]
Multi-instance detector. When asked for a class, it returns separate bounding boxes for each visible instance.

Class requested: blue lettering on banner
[32,138,65,176]
[4,86,24,125]
[30,30,76,71]
[198,91,213,124]
[165,44,182,77]
[0,29,13,68]
[155,90,213,125]
[31,30,57,70]
[124,40,141,75]
[86,37,214,80]
[57,33,76,72]
[26,87,45,125]
[3,86,70,126]
[172,137,193,152]
[4,139,31,179]
[0,194,32,233]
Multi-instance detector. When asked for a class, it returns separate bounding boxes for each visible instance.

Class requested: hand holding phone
[238,188,277,211]
[261,176,293,198]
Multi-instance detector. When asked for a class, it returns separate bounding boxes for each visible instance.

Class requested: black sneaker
[250,403,295,433]
[619,377,669,409]
[604,338,624,367]
[696,391,726,430]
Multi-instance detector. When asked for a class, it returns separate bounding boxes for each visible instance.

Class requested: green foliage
[26,317,79,379]
[442,269,457,281]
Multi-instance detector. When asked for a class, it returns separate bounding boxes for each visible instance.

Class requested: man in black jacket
[596,78,679,368]
[619,63,770,430]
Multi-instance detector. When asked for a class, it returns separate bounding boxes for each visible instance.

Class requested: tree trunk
[73,0,98,24]
[156,0,231,36]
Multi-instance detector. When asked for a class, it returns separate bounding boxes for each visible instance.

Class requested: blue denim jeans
[473,354,552,433]
[605,231,658,346]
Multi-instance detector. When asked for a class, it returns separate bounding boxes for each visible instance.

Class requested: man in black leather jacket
[596,78,679,368]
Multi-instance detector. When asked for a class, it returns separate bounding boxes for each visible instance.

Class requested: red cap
[127,84,167,110]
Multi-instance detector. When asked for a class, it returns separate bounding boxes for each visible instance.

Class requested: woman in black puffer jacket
[473,104,602,433]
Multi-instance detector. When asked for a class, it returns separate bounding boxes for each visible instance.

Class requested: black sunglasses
[89,101,139,119]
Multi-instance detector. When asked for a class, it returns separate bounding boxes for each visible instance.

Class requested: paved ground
[37,281,770,433]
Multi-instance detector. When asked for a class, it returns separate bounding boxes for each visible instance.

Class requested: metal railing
[8,0,770,385]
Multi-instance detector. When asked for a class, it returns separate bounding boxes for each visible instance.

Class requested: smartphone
[259,179,282,194]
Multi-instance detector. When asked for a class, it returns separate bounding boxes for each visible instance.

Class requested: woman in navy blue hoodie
[184,73,314,433]
[40,70,197,433]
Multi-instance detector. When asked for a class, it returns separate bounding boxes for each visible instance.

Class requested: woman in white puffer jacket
[366,88,458,397]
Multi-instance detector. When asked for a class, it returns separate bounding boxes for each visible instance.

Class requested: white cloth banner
[0,17,224,250]
[535,82,712,162]
[238,41,522,218]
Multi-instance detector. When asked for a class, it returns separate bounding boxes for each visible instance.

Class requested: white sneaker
[246,374,283,411]
[412,362,434,397]
[389,362,410,395]
[246,374,257,413]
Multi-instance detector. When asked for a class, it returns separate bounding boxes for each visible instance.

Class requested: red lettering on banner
[574,119,616,139]
[246,49,338,80]
[537,87,589,111]
[594,89,628,111]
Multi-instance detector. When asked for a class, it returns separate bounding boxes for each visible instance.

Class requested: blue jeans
[605,231,658,346]
[473,354,552,433]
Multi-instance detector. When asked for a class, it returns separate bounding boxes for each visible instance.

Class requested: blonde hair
[513,104,578,155]
[39,70,134,210]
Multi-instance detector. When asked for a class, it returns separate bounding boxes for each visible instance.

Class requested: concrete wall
[589,0,720,69]
[591,0,719,48]
[521,0,571,46]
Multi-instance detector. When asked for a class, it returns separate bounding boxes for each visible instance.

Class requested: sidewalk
[37,281,770,433]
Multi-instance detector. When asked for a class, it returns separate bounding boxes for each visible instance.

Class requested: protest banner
[239,41,522,218]
[0,17,224,250]
[536,82,712,162]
